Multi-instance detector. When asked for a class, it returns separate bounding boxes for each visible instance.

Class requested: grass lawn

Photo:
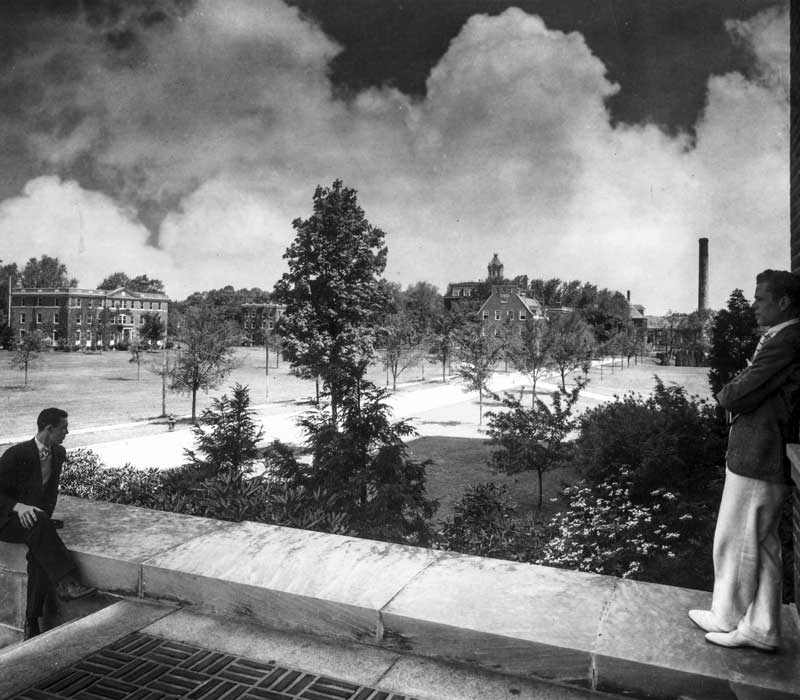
[0,349,714,528]
[0,346,438,438]
[576,356,712,401]
[408,435,583,523]
[411,356,715,522]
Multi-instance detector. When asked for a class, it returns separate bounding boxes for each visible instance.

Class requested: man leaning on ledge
[0,407,96,640]
[690,270,800,652]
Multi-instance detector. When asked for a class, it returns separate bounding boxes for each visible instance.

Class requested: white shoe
[688,609,730,634]
[705,629,777,652]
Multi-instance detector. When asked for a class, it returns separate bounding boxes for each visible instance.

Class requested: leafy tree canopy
[98,272,166,294]
[177,286,272,330]
[168,303,240,421]
[707,289,759,396]
[273,179,389,417]
[21,255,76,288]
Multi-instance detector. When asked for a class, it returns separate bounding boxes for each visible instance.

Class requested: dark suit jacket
[0,439,65,530]
[716,322,800,483]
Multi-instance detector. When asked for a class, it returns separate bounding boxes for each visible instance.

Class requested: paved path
[74,363,619,470]
[0,361,618,470]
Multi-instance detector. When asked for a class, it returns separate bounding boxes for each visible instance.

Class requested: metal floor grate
[10,632,424,700]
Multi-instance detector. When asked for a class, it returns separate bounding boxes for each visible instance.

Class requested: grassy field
[0,346,438,437]
[0,347,712,525]
[410,356,714,522]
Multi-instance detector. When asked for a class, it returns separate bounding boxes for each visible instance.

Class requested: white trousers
[710,467,788,647]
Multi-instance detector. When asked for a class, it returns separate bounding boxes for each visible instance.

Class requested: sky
[0,0,789,314]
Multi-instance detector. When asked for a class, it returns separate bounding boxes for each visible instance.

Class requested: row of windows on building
[64,298,167,310]
[483,309,528,322]
[17,312,148,326]
[242,319,275,330]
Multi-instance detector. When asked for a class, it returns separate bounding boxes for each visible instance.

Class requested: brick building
[241,302,285,344]
[479,285,544,338]
[9,286,170,349]
[443,253,507,310]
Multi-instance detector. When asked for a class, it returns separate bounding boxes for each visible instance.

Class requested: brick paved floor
[10,632,424,700]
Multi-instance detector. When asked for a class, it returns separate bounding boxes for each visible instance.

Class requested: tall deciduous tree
[487,381,585,509]
[404,281,442,338]
[550,312,595,391]
[512,318,556,406]
[429,309,465,382]
[708,289,759,396]
[12,330,45,386]
[456,329,500,424]
[168,304,239,422]
[97,272,131,290]
[380,309,424,390]
[22,255,76,288]
[140,312,166,346]
[273,180,389,424]
[98,272,166,294]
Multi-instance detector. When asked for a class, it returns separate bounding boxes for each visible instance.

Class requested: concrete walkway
[66,367,618,471]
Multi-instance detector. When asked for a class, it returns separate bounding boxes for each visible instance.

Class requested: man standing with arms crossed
[0,408,95,639]
[689,270,800,651]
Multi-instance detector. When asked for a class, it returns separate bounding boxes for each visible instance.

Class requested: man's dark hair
[756,269,800,311]
[37,408,68,432]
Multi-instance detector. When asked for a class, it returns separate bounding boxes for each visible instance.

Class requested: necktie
[39,446,50,462]
[752,331,773,360]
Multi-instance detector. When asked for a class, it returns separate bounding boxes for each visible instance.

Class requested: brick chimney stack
[698,238,709,311]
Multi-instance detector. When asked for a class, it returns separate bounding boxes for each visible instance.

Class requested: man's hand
[12,503,43,529]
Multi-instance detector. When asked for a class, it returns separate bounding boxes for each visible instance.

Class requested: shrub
[486,381,584,509]
[266,383,438,545]
[436,482,548,562]
[573,378,726,506]
[183,383,263,476]
[538,467,710,584]
[62,449,163,508]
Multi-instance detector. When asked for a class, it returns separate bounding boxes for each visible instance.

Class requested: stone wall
[1,496,799,698]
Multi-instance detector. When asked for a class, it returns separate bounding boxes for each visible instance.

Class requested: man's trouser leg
[0,514,76,601]
[710,467,787,647]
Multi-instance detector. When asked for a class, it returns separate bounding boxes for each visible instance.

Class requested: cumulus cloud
[0,1,789,311]
[0,176,173,288]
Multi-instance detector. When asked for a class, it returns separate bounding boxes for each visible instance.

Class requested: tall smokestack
[698,238,709,311]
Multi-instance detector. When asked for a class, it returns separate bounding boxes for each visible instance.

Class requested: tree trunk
[478,387,483,425]
[442,359,446,382]
[191,389,197,423]
[537,469,544,509]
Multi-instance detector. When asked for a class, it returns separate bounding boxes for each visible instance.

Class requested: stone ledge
[2,495,799,699]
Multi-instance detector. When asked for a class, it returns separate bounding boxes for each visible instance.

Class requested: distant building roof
[14,286,170,300]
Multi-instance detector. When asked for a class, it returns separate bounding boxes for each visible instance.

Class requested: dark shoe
[23,617,40,640]
[56,578,96,601]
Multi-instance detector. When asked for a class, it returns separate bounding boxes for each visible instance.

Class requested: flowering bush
[538,467,700,580]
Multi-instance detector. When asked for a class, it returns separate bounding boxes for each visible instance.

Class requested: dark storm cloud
[287,0,784,132]
[0,0,789,314]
